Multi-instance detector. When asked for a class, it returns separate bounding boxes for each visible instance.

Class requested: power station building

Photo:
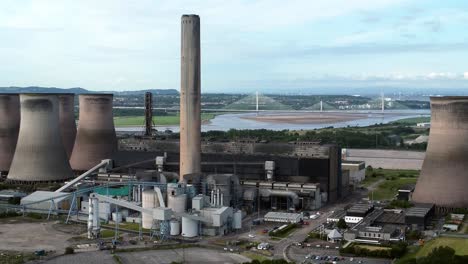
[413,96,468,210]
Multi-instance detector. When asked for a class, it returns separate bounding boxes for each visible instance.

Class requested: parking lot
[288,244,391,264]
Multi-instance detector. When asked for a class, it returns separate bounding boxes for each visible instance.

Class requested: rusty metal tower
[144,92,154,136]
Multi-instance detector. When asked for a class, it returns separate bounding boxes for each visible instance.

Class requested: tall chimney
[179,14,201,181]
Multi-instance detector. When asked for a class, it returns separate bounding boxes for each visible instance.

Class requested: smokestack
[412,96,468,208]
[70,94,117,171]
[0,94,20,173]
[180,14,201,181]
[58,94,77,158]
[7,94,73,182]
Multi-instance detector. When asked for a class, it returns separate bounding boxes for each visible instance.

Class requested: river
[116,110,430,133]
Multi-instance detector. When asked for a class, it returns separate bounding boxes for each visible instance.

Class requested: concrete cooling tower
[7,94,73,182]
[59,94,77,158]
[70,94,117,171]
[412,96,468,209]
[0,94,20,173]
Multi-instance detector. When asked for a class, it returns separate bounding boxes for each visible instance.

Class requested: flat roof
[264,212,302,220]
[328,210,346,220]
[406,205,434,218]
[347,203,374,214]
[375,211,406,225]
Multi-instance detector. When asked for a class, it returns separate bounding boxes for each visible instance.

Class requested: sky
[1,0,468,93]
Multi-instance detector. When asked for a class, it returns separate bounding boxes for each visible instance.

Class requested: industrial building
[413,97,468,211]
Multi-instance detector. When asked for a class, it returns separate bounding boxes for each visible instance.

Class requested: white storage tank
[233,210,242,229]
[168,194,187,213]
[142,190,159,229]
[170,220,181,236]
[112,212,122,223]
[182,216,198,238]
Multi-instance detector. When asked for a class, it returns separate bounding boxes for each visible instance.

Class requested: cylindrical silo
[70,94,117,171]
[7,94,73,182]
[58,94,76,158]
[170,219,181,236]
[168,194,187,213]
[233,210,242,229]
[142,190,159,229]
[181,216,198,238]
[180,14,201,181]
[0,94,20,173]
[413,97,468,209]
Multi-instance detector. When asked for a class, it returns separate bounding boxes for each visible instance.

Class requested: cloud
[464,72,468,80]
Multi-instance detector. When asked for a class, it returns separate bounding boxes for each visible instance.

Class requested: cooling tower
[412,96,468,209]
[7,94,73,182]
[0,94,20,172]
[180,14,201,181]
[70,94,117,171]
[58,94,77,158]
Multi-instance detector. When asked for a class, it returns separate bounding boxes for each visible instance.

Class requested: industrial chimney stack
[70,94,117,171]
[58,94,77,158]
[179,14,201,181]
[412,96,468,209]
[7,94,73,182]
[0,94,20,173]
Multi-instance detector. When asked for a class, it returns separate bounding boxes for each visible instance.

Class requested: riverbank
[114,113,216,127]
[241,112,369,124]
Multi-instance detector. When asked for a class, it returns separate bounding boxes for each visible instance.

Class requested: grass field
[362,169,419,188]
[241,251,271,262]
[415,237,468,257]
[392,116,431,125]
[114,113,216,126]
[370,177,418,200]
[356,245,391,251]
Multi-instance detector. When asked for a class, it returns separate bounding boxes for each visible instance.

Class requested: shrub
[64,247,74,254]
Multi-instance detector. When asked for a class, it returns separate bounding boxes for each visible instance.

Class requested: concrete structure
[58,94,76,158]
[264,212,302,223]
[342,161,365,184]
[170,220,181,236]
[8,94,73,182]
[0,94,20,173]
[179,14,201,181]
[413,97,468,209]
[70,94,117,171]
[142,189,160,229]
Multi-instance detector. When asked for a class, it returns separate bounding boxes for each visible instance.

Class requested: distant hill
[0,87,179,95]
[114,89,179,95]
[0,86,90,94]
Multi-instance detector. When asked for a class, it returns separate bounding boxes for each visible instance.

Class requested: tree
[337,218,348,229]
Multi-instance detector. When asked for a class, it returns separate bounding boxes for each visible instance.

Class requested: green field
[362,169,419,188]
[416,237,468,257]
[114,113,216,127]
[357,245,392,251]
[370,177,418,200]
[392,116,431,125]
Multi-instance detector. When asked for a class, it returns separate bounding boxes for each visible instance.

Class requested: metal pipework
[179,14,201,181]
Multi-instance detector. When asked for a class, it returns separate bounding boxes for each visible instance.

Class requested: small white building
[327,229,343,243]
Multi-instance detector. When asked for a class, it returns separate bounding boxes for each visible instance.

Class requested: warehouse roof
[21,191,70,205]
[406,204,434,218]
[347,203,374,214]
[264,212,302,222]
